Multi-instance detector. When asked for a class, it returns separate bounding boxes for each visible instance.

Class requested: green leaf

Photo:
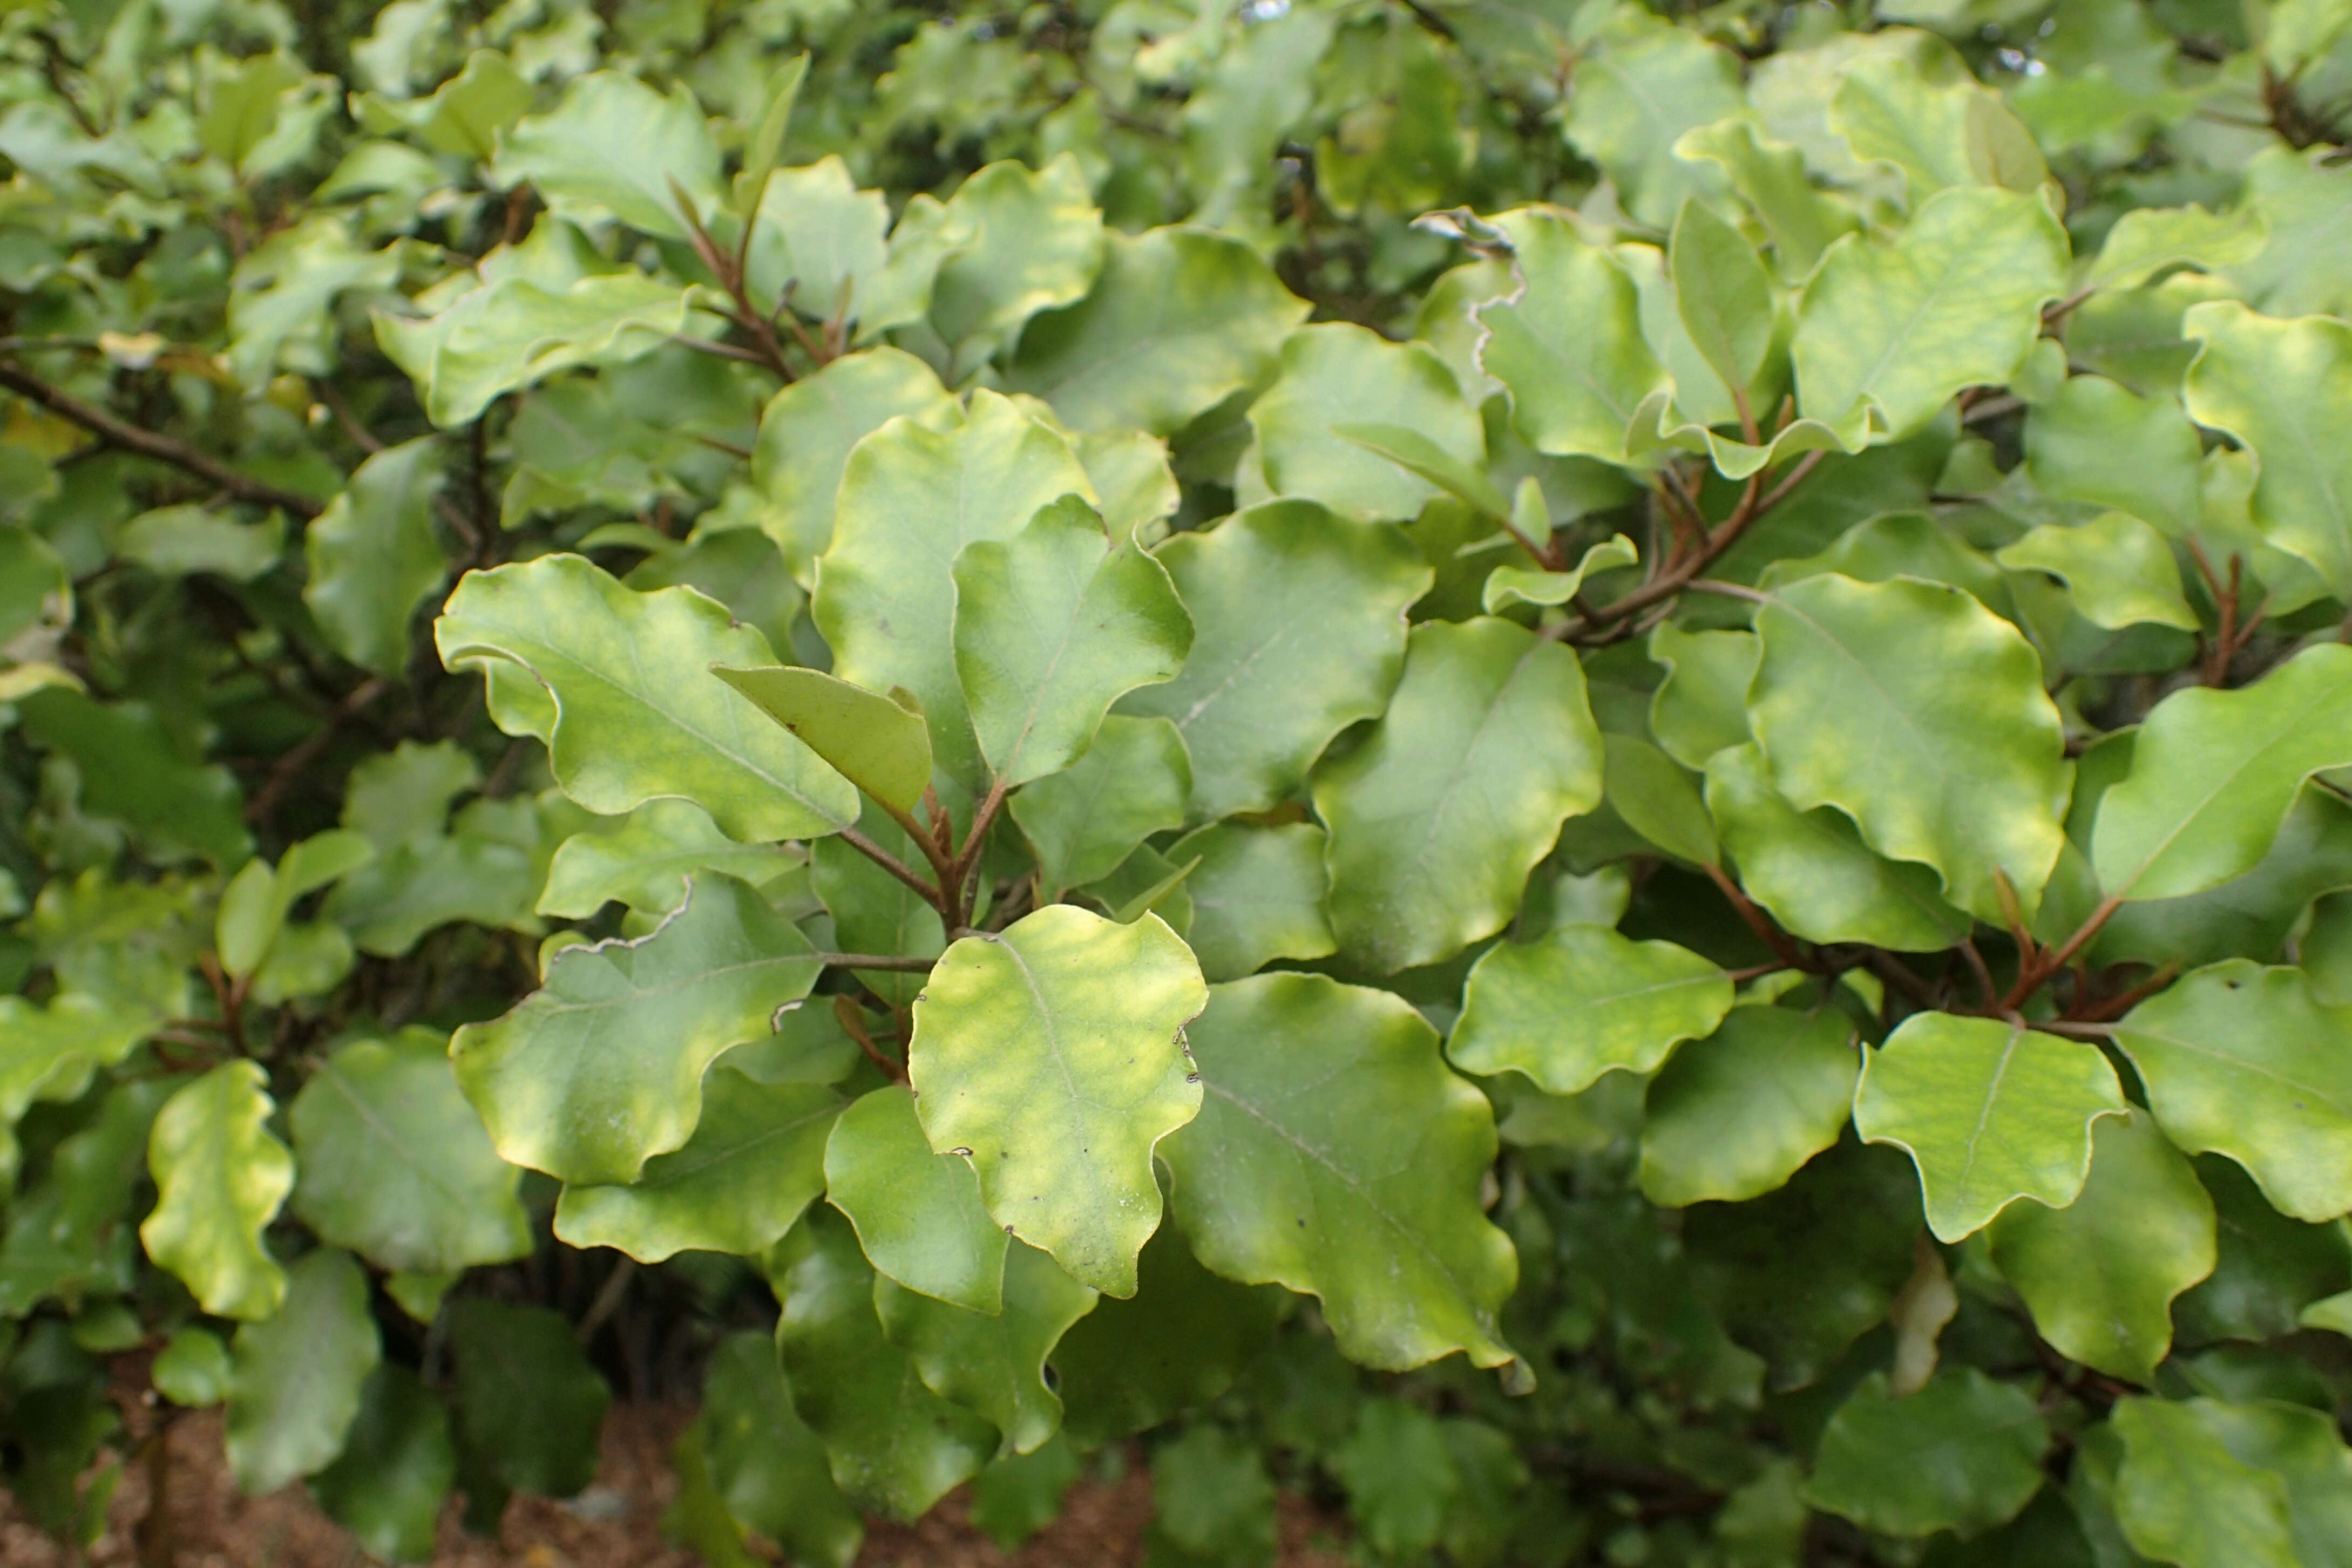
[924,155,1104,362]
[0,1078,171,1315]
[377,267,693,429]
[437,553,857,841]
[1007,225,1307,436]
[1829,51,2046,200]
[1670,199,1774,394]
[1451,925,1734,1097]
[1119,500,1431,822]
[875,1241,1097,1456]
[1165,821,1335,983]
[1748,573,2069,922]
[492,70,721,239]
[1052,1224,1288,1448]
[1313,617,1604,973]
[16,689,251,867]
[1854,1012,2127,1242]
[2022,373,2205,536]
[809,805,944,1007]
[1792,186,2068,441]
[537,798,799,919]
[1008,714,1191,896]
[308,1365,453,1564]
[450,874,819,1185]
[1332,1398,1459,1561]
[153,1328,232,1409]
[813,391,1094,789]
[216,829,374,980]
[733,52,809,215]
[711,665,933,815]
[1333,420,1511,518]
[750,348,955,577]
[2177,1155,2352,1344]
[1163,973,1518,1372]
[1988,1110,2216,1384]
[1475,212,1671,466]
[2110,1397,2299,1568]
[744,157,886,327]
[1676,118,1860,281]
[1996,512,2199,632]
[226,1249,382,1495]
[1149,1424,1278,1567]
[448,1298,609,1504]
[1603,731,1718,867]
[969,1439,1080,1551]
[2081,204,2268,292]
[1802,1369,2048,1537]
[1648,623,1757,770]
[773,1211,996,1519]
[304,437,448,676]
[1248,324,1486,521]
[697,1333,863,1568]
[554,1069,837,1262]
[2091,644,2352,901]
[290,1028,531,1275]
[908,904,1206,1297]
[823,1083,1009,1314]
[952,495,1192,788]
[2179,302,2352,596]
[1705,742,1971,952]
[2113,962,2352,1223]
[1482,534,1639,614]
[1561,17,1742,225]
[142,1061,293,1322]
[0,994,155,1184]
[1640,1006,1859,1207]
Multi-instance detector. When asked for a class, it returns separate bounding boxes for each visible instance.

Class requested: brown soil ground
[0,1406,1349,1568]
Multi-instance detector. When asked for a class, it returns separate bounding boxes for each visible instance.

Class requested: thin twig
[0,360,323,517]
[950,781,1010,928]
[245,678,388,825]
[814,951,937,974]
[837,825,951,913]
[1998,896,2123,1013]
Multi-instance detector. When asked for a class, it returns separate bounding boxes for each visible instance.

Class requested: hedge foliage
[6,0,2352,1564]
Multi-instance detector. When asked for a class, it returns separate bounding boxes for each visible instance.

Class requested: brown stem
[1999,895,2123,1013]
[835,996,906,1082]
[836,825,951,915]
[1703,863,1809,973]
[134,1415,174,1568]
[814,951,937,974]
[0,360,323,517]
[1957,937,1998,1010]
[196,954,245,1053]
[951,781,1010,928]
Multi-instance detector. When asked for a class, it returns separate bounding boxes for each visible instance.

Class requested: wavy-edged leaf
[436,554,857,842]
[2180,302,2352,596]
[813,391,1094,790]
[1802,1369,2047,1538]
[1988,1109,2216,1383]
[1451,925,1733,1096]
[712,665,933,815]
[226,1249,381,1495]
[1748,572,2069,921]
[2092,643,2352,901]
[875,1242,1097,1456]
[1120,500,1429,822]
[2114,962,2352,1222]
[824,1084,1008,1314]
[304,437,447,676]
[909,904,1206,1297]
[1640,1006,1858,1207]
[1475,211,1671,465]
[1996,512,2199,632]
[537,798,798,919]
[774,1211,996,1520]
[308,1365,455,1564]
[554,1070,837,1261]
[952,495,1192,788]
[491,70,720,239]
[1792,185,2067,441]
[2110,1397,2299,1568]
[1855,1012,2127,1241]
[1249,323,1485,521]
[290,1028,530,1275]
[143,1061,293,1322]
[451,874,819,1186]
[1167,821,1335,983]
[1008,714,1191,897]
[1313,617,1603,973]
[1163,973,1517,1372]
[751,348,955,576]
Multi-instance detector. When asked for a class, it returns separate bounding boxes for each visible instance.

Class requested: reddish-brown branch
[1703,863,1810,973]
[245,678,389,826]
[1999,895,2123,1014]
[835,996,906,1082]
[837,824,951,915]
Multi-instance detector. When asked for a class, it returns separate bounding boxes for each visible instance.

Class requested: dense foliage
[6,0,2352,1562]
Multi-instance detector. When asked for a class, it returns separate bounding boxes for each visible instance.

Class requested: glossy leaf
[226,1249,382,1495]
[1855,1012,2127,1241]
[1249,324,1486,521]
[1640,1007,1858,1207]
[451,874,821,1185]
[553,1070,838,1261]
[1803,1369,2047,1537]
[1119,500,1429,822]
[437,554,858,842]
[1988,1110,2216,1383]
[1008,714,1191,896]
[1313,617,1603,973]
[1163,973,1518,1372]
[952,495,1192,788]
[909,904,1205,1297]
[1451,925,1734,1096]
[1670,198,1774,393]
[308,1366,455,1565]
[697,1333,864,1568]
[1749,572,2070,921]
[1475,211,1671,465]
[711,664,933,815]
[290,1028,531,1275]
[823,1084,1009,1314]
[537,798,798,919]
[142,1061,293,1322]
[1165,821,1336,983]
[304,437,446,675]
[751,348,955,575]
[2179,302,2352,596]
[874,1241,1097,1456]
[1996,512,2199,632]
[2110,1397,2299,1568]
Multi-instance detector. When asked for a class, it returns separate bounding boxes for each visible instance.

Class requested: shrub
[5,0,2352,1563]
